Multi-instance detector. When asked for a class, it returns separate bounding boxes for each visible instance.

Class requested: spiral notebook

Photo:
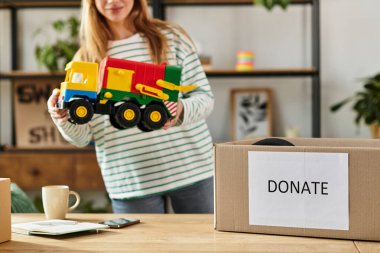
[12,219,109,235]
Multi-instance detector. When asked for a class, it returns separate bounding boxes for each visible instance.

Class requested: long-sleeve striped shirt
[55,27,215,199]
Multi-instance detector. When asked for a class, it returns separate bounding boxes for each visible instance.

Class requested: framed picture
[230,88,273,140]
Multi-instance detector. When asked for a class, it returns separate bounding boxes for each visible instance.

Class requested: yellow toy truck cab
[60,61,99,102]
[57,61,99,124]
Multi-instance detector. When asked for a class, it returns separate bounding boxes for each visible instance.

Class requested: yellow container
[236,51,255,71]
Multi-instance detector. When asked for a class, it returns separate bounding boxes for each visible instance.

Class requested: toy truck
[56,57,196,132]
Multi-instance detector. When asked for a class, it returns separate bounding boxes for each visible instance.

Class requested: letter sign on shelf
[13,78,72,148]
[248,151,348,230]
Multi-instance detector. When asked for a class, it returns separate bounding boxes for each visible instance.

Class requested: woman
[47,0,214,213]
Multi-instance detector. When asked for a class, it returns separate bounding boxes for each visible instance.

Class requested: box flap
[217,137,380,148]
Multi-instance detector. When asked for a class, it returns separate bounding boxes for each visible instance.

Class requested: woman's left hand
[162,99,183,130]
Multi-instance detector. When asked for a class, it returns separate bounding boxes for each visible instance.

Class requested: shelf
[0,1,80,8]
[0,68,317,80]
[0,0,312,8]
[206,68,317,78]
[163,0,313,6]
[0,71,65,79]
[0,146,95,153]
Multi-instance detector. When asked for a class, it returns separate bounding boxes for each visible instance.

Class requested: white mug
[42,185,80,220]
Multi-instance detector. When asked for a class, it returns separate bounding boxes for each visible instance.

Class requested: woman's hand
[47,88,69,125]
[162,99,183,130]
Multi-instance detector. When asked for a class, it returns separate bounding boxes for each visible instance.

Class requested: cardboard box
[0,178,11,243]
[214,138,380,241]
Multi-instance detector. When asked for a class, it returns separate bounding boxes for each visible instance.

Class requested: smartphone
[99,218,140,229]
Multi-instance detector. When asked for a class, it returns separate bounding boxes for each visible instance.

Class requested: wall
[321,0,380,138]
[1,1,380,144]
[0,10,11,145]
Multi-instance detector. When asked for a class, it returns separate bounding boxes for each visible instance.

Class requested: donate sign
[248,151,349,230]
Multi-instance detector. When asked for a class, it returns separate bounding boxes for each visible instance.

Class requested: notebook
[12,219,109,235]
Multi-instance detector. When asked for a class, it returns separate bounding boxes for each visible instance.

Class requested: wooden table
[1,214,379,253]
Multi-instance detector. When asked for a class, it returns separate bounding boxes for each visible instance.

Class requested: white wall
[321,0,380,138]
[0,9,12,145]
[1,1,380,144]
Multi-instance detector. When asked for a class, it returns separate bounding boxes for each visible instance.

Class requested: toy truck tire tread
[109,115,125,130]
[137,121,154,132]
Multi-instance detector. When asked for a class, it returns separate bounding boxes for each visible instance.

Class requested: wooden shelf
[0,146,95,153]
[163,0,313,6]
[0,71,65,79]
[0,1,80,8]
[0,0,312,8]
[0,68,317,80]
[206,68,317,77]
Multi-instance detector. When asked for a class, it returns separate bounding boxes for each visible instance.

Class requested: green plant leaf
[264,0,274,10]
[57,40,76,62]
[330,97,353,112]
[365,115,375,125]
[53,20,65,32]
[37,45,58,71]
[279,0,289,9]
[331,71,380,126]
[355,113,362,125]
[371,73,380,81]
[364,81,380,92]
[68,16,80,38]
[254,0,289,10]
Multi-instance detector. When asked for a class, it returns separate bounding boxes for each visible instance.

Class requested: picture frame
[230,88,273,140]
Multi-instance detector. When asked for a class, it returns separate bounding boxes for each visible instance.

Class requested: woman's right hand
[47,88,69,125]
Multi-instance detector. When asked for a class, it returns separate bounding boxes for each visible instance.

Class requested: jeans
[111,177,214,214]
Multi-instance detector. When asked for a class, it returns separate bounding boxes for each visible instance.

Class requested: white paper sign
[248,151,348,230]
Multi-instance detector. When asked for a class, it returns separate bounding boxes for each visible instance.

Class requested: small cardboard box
[0,178,11,243]
[214,138,380,241]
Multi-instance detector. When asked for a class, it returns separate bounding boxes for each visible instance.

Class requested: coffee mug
[42,185,80,219]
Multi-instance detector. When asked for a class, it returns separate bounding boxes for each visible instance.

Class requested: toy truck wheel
[109,115,125,130]
[115,102,141,128]
[69,99,94,124]
[137,121,153,132]
[141,103,168,130]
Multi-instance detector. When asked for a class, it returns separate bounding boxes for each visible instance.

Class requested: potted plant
[34,16,79,71]
[255,0,290,10]
[330,72,380,138]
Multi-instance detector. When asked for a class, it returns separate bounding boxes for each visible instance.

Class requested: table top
[1,213,379,253]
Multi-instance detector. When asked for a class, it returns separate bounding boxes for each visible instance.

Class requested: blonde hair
[76,0,172,64]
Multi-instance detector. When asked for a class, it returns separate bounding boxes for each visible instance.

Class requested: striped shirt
[56,27,215,199]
